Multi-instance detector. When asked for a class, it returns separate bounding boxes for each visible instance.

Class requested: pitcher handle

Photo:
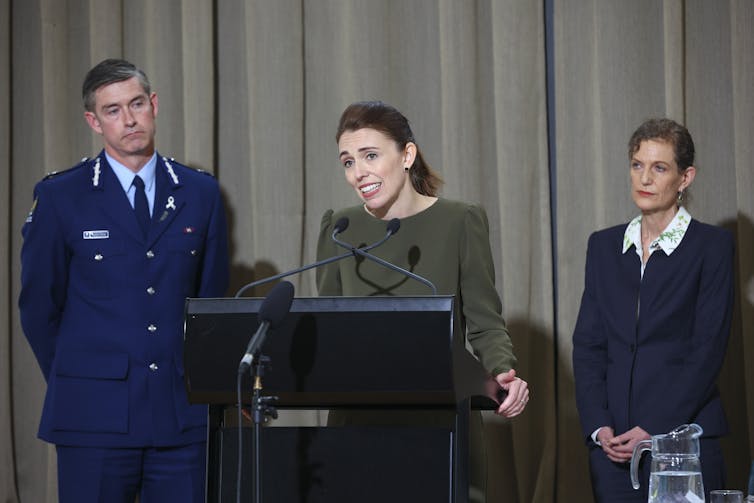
[630,439,653,490]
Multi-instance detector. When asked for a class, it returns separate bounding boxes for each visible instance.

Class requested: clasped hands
[596,426,651,463]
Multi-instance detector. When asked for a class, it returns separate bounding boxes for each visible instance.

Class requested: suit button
[94,253,103,261]
[146,286,156,295]
[147,324,157,333]
[146,250,155,258]
[148,363,158,371]
[190,249,197,256]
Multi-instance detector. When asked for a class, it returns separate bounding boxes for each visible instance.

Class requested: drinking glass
[709,490,744,503]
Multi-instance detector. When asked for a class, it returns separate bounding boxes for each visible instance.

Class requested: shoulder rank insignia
[43,156,89,181]
[190,166,215,177]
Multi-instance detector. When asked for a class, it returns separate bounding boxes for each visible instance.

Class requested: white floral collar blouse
[622,206,692,278]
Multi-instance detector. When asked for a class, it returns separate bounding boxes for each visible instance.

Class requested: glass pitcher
[630,423,705,503]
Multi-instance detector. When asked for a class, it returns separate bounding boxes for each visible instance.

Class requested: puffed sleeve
[18,182,69,380]
[459,204,516,375]
[315,209,342,296]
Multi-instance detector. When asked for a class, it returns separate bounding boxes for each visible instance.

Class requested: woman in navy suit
[572,118,734,501]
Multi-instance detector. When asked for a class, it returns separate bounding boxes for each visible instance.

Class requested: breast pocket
[69,237,127,299]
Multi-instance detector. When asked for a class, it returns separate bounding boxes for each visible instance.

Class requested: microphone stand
[250,355,277,503]
[236,280,292,503]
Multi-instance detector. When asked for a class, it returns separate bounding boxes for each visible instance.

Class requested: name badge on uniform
[83,230,110,240]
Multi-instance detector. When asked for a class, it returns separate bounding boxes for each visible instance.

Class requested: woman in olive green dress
[317,100,528,413]
[316,101,529,501]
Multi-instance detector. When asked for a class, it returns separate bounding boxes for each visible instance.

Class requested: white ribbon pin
[166,196,176,210]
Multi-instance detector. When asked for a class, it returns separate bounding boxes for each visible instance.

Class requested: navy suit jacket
[19,151,229,448]
[572,219,734,442]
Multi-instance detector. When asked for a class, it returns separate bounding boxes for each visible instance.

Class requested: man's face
[84,76,158,169]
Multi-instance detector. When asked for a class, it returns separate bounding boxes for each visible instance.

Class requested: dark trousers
[56,442,206,503]
[588,437,725,502]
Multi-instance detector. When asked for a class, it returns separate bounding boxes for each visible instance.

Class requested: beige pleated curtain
[1,1,752,502]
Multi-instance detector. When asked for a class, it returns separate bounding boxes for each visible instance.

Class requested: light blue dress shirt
[106,152,157,216]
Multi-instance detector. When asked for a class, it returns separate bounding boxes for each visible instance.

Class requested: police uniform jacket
[19,151,230,448]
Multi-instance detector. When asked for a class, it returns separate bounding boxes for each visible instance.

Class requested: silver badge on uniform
[83,230,110,240]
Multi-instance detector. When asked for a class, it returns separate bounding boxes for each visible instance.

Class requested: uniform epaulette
[163,156,216,178]
[189,166,215,178]
[187,165,216,177]
[42,157,90,181]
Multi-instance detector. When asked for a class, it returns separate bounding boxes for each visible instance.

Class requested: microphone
[331,219,438,295]
[332,216,349,234]
[238,280,295,373]
[358,217,400,252]
[234,219,351,297]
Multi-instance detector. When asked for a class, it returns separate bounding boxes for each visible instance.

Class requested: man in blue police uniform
[18,59,229,502]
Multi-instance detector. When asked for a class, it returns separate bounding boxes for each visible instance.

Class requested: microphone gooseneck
[331,218,438,295]
[233,215,404,297]
[234,219,351,297]
[357,217,399,253]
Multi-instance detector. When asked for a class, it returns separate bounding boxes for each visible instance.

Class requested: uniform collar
[622,206,692,255]
[158,155,182,187]
[104,152,158,193]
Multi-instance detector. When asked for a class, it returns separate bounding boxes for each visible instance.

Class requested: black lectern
[184,296,501,503]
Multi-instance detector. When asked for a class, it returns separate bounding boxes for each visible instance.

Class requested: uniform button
[147,324,157,332]
[148,363,158,371]
[190,249,198,256]
[94,253,103,261]
[146,250,155,258]
[146,286,156,295]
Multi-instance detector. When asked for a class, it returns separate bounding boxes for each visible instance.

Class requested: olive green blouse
[315,198,516,376]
